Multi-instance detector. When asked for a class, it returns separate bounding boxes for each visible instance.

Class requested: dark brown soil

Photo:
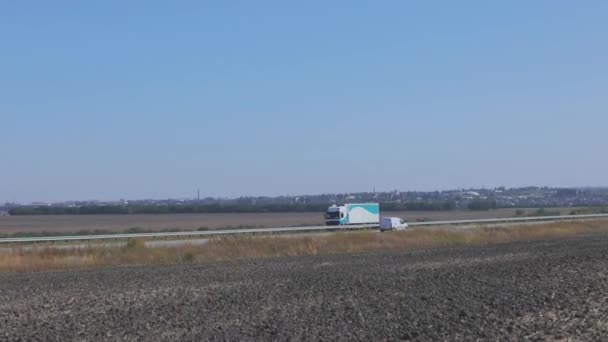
[1,234,607,341]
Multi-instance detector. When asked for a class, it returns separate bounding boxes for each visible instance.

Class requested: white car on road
[379,217,409,231]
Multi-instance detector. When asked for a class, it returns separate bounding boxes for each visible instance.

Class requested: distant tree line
[9,204,329,215]
[381,202,456,211]
[11,200,539,215]
[9,201,463,215]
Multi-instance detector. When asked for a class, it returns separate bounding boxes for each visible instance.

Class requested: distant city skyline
[1,1,607,203]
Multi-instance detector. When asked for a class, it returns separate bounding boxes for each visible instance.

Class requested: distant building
[0,210,9,216]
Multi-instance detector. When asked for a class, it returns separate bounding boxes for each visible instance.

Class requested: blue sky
[1,1,607,202]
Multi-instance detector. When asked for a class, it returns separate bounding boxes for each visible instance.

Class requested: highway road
[1,213,607,244]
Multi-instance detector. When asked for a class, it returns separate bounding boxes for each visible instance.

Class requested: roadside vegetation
[1,219,608,273]
[514,208,562,217]
[513,207,608,217]
[568,206,608,215]
[0,224,281,239]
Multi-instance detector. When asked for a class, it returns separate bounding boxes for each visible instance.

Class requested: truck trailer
[324,203,380,226]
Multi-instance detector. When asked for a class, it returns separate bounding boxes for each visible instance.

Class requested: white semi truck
[324,203,380,226]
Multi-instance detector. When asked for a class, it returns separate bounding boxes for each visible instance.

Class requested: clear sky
[1,1,607,202]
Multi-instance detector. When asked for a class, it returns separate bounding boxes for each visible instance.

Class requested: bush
[532,208,560,217]
[182,252,195,263]
[125,238,146,250]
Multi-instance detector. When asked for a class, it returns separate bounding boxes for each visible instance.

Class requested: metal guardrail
[1,213,608,244]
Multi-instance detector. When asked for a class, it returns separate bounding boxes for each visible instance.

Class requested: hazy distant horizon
[5,183,608,205]
[2,1,607,204]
